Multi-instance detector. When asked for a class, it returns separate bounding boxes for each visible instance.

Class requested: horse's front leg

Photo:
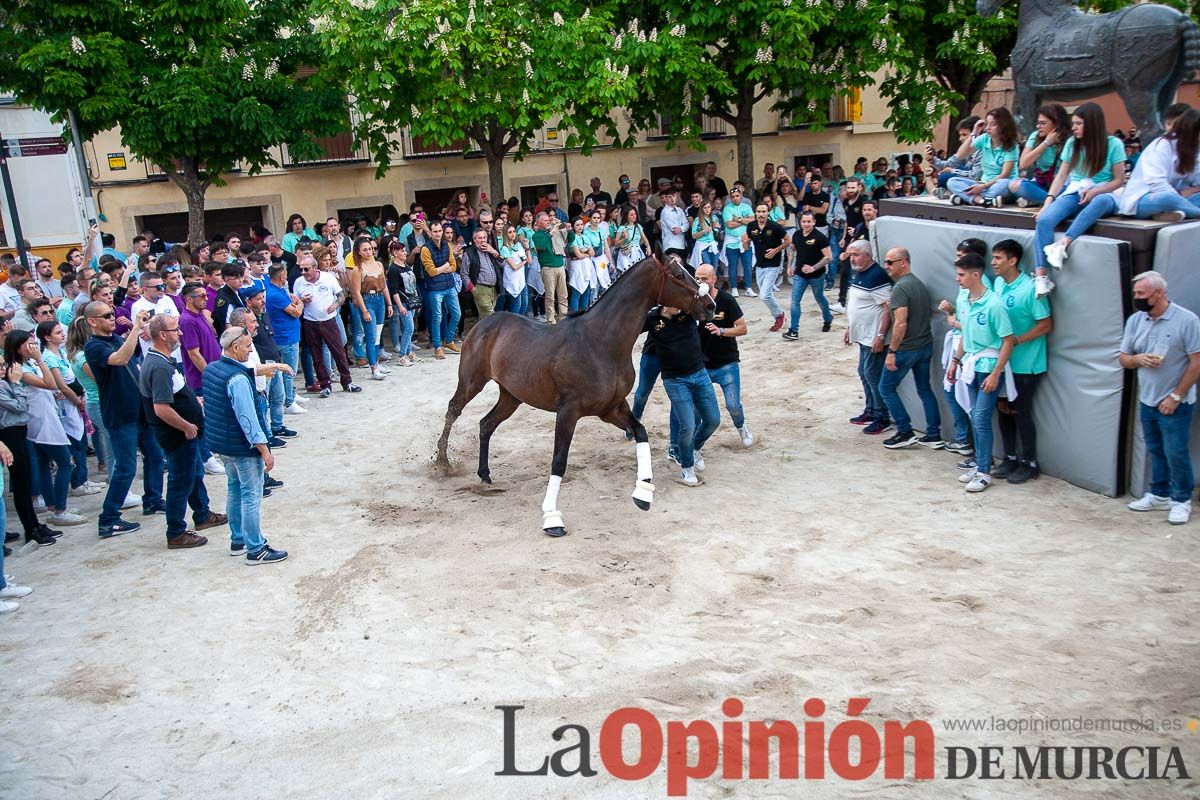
[603,401,654,512]
[542,408,581,537]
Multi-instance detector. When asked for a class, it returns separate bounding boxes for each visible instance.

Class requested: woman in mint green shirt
[1033,102,1128,295]
[1008,104,1070,208]
[947,107,1021,207]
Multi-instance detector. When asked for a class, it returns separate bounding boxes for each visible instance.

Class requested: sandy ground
[1,295,1198,799]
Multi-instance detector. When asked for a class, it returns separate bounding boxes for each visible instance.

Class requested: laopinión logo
[495,700,1192,796]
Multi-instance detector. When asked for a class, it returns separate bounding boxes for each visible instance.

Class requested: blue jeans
[301,340,316,386]
[725,247,753,289]
[826,229,842,289]
[501,288,530,316]
[100,420,164,528]
[164,439,211,539]
[277,342,299,406]
[707,362,745,428]
[223,454,266,554]
[947,177,1012,204]
[1011,179,1049,205]
[878,344,942,435]
[34,442,72,511]
[967,371,1002,472]
[87,400,110,468]
[789,274,832,332]
[1132,191,1200,220]
[1141,401,1195,502]
[857,345,888,418]
[662,369,721,469]
[0,473,6,587]
[68,434,88,487]
[700,248,719,268]
[943,386,972,445]
[631,351,680,451]
[1034,191,1117,269]
[350,300,365,360]
[756,266,783,317]
[389,309,415,356]
[352,293,385,366]
[427,287,461,349]
[568,286,593,313]
[267,369,285,432]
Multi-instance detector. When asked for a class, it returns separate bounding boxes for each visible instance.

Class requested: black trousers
[998,372,1042,461]
[0,424,41,536]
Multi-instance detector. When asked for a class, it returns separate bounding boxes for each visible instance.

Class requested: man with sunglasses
[84,303,162,537]
[130,271,181,358]
[877,248,942,450]
[161,263,185,311]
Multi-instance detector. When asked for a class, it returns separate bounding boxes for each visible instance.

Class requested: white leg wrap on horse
[543,510,566,530]
[632,479,655,504]
[636,442,652,482]
[542,475,562,514]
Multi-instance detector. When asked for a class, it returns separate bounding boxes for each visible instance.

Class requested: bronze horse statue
[435,255,716,537]
[977,0,1200,140]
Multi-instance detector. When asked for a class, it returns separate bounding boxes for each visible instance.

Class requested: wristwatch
[1170,392,1183,403]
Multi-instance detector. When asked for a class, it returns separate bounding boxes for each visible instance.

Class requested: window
[135,206,269,245]
[649,163,707,197]
[792,154,833,174]
[414,187,479,218]
[518,184,557,211]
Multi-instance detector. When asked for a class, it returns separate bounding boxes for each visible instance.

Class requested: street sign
[3,136,68,158]
[107,153,127,170]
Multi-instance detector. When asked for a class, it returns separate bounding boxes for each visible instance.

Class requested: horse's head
[976,0,1004,18]
[659,255,715,322]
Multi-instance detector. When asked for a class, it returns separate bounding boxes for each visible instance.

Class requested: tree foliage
[0,0,347,244]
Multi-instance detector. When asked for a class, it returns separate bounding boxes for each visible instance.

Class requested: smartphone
[147,310,155,318]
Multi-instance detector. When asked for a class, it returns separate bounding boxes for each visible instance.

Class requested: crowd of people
[2,113,1198,612]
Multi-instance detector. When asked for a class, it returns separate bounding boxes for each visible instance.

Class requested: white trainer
[293,395,309,405]
[730,288,740,297]
[0,583,32,600]
[739,425,754,447]
[1034,274,1055,298]
[371,368,387,381]
[69,481,104,497]
[1128,493,1171,512]
[49,510,85,526]
[204,456,226,475]
[829,302,846,315]
[122,493,141,510]
[675,467,702,487]
[693,450,705,472]
[965,473,993,493]
[1043,240,1067,269]
[285,402,307,415]
[1168,500,1191,525]
[32,496,46,513]
[745,289,758,298]
[0,600,18,615]
[957,468,978,484]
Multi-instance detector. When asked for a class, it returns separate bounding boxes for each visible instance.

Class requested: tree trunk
[166,159,210,247]
[943,72,994,152]
[484,147,505,209]
[734,85,757,188]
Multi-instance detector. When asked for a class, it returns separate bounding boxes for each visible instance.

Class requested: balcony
[648,113,729,140]
[400,128,480,159]
[783,90,857,129]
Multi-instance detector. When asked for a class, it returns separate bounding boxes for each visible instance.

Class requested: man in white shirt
[293,256,358,397]
[131,271,182,359]
[125,235,150,273]
[658,190,690,264]
[323,218,352,270]
[0,264,30,322]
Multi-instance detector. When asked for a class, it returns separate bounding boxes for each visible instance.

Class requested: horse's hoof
[479,473,492,484]
[632,497,651,511]
[543,527,568,538]
[631,480,654,511]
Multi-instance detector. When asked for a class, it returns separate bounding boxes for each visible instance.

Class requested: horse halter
[654,255,704,307]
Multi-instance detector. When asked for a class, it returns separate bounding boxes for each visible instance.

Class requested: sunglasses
[883,258,905,265]
[144,283,164,290]
[89,312,116,320]
[163,266,180,274]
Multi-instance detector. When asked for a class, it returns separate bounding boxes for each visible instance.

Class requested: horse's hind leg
[602,401,654,512]
[478,388,521,484]
[436,369,489,466]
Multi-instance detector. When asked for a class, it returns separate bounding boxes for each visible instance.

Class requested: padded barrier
[1128,221,1200,497]
[872,217,1131,496]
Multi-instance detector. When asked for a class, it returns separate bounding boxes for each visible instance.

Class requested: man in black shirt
[744,203,791,332]
[835,180,868,312]
[265,235,297,282]
[704,161,729,199]
[783,211,835,339]
[585,176,613,208]
[800,175,831,231]
[696,264,753,448]
[213,263,247,337]
[643,305,721,486]
[139,315,227,550]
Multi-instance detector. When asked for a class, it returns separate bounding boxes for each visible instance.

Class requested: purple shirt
[116,299,136,337]
[205,285,218,313]
[179,307,221,390]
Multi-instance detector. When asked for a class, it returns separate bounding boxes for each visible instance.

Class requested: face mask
[1134,297,1153,313]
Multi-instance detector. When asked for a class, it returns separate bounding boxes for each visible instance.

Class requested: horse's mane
[564,257,655,318]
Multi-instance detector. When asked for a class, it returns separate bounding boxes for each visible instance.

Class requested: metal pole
[0,133,31,271]
[67,109,98,225]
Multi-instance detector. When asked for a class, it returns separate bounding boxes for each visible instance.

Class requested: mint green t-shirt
[691,215,716,245]
[1025,130,1060,173]
[994,273,1051,374]
[70,351,100,405]
[56,299,75,326]
[973,133,1020,182]
[956,287,1013,374]
[721,200,753,248]
[1060,135,1126,184]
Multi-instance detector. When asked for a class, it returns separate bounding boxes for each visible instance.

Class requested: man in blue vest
[202,326,288,564]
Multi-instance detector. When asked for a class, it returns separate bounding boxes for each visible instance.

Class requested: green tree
[620,1,898,187]
[0,0,347,245]
[325,0,668,204]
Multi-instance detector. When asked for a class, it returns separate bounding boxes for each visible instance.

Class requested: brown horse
[435,255,716,537]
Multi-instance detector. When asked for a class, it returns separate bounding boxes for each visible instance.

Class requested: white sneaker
[957,468,978,484]
[378,351,393,362]
[0,600,18,615]
[965,473,993,493]
[1043,240,1067,269]
[1169,500,1191,525]
[69,481,104,497]
[675,467,702,487]
[739,425,754,447]
[693,450,705,472]
[293,395,309,405]
[285,402,307,415]
[32,496,46,513]
[730,287,739,297]
[204,456,226,475]
[371,368,387,381]
[122,493,141,510]
[49,510,85,526]
[376,366,392,375]
[829,302,846,315]
[1034,274,1055,298]
[1128,493,1171,512]
[0,583,32,600]
[745,289,758,298]
[1152,210,1186,223]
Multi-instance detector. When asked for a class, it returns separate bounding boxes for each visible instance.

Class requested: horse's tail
[1182,16,1200,80]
